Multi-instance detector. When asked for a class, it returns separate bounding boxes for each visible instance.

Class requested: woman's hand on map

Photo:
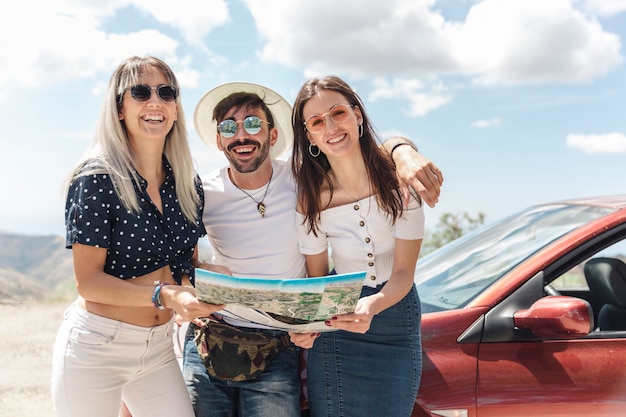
[324,297,376,334]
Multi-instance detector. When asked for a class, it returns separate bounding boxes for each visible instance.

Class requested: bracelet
[390,142,417,161]
[151,281,170,310]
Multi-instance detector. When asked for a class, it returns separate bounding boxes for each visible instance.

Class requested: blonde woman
[51,56,223,417]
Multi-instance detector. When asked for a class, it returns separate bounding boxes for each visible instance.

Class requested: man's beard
[225,136,272,174]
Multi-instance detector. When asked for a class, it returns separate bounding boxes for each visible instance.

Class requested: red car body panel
[413,308,487,415]
[410,196,626,417]
[476,337,626,415]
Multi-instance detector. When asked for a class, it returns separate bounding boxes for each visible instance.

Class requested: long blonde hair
[65,56,200,223]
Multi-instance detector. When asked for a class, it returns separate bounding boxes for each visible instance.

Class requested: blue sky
[1,0,625,238]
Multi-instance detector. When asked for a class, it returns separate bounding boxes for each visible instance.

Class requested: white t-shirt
[202,159,306,280]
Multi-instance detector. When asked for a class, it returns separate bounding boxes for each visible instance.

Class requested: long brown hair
[291,75,402,234]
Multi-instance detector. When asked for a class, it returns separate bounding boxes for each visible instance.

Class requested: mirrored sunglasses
[127,84,178,103]
[217,116,270,138]
[304,103,354,134]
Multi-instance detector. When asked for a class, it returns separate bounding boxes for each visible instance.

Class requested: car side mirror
[513,296,593,339]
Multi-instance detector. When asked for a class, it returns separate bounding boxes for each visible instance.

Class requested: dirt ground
[0,302,67,417]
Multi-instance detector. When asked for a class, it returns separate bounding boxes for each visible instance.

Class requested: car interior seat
[583,257,626,331]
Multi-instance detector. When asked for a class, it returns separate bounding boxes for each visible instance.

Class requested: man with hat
[184,82,443,416]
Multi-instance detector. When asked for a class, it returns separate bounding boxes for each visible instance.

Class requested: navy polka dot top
[65,158,206,286]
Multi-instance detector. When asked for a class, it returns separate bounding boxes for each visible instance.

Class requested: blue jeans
[183,323,301,417]
[307,284,422,417]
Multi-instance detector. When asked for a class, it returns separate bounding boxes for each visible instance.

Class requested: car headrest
[584,257,626,308]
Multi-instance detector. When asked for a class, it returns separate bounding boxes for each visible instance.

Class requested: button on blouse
[296,195,424,288]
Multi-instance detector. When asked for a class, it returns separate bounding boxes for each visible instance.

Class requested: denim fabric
[183,323,301,417]
[307,284,422,417]
[51,303,194,417]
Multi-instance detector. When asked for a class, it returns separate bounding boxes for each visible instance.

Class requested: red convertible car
[410,194,626,416]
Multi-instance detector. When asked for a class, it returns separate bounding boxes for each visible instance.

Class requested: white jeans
[51,303,194,417]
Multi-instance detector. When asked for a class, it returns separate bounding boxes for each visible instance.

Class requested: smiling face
[216,104,277,174]
[302,90,362,159]
[117,67,178,147]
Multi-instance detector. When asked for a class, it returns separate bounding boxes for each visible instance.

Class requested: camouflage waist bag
[194,319,291,381]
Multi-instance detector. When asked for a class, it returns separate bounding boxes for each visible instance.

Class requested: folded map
[194,269,366,333]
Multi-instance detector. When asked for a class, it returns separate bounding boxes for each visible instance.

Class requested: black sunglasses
[119,84,178,103]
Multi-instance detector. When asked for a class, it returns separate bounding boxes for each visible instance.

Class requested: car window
[597,238,626,258]
[550,265,587,290]
[552,238,626,291]
[416,203,613,312]
[547,235,626,333]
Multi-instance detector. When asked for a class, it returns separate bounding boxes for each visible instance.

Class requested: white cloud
[470,118,502,128]
[0,0,223,92]
[248,0,456,78]
[370,78,452,116]
[247,0,622,85]
[454,0,623,85]
[128,0,229,47]
[584,0,626,17]
[1,0,623,113]
[566,132,626,153]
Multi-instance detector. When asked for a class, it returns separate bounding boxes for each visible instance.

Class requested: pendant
[257,202,266,217]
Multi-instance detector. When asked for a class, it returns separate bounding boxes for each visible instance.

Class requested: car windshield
[415,203,614,313]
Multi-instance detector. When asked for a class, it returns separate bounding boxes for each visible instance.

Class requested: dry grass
[0,302,67,417]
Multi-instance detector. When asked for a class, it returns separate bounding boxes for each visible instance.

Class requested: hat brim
[194,82,293,159]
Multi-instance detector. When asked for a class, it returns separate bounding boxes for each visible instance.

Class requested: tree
[420,211,486,257]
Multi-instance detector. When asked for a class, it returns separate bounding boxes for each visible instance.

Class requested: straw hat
[194,82,293,159]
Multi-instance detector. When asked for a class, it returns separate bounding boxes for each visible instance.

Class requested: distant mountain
[0,233,74,302]
[0,232,215,303]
